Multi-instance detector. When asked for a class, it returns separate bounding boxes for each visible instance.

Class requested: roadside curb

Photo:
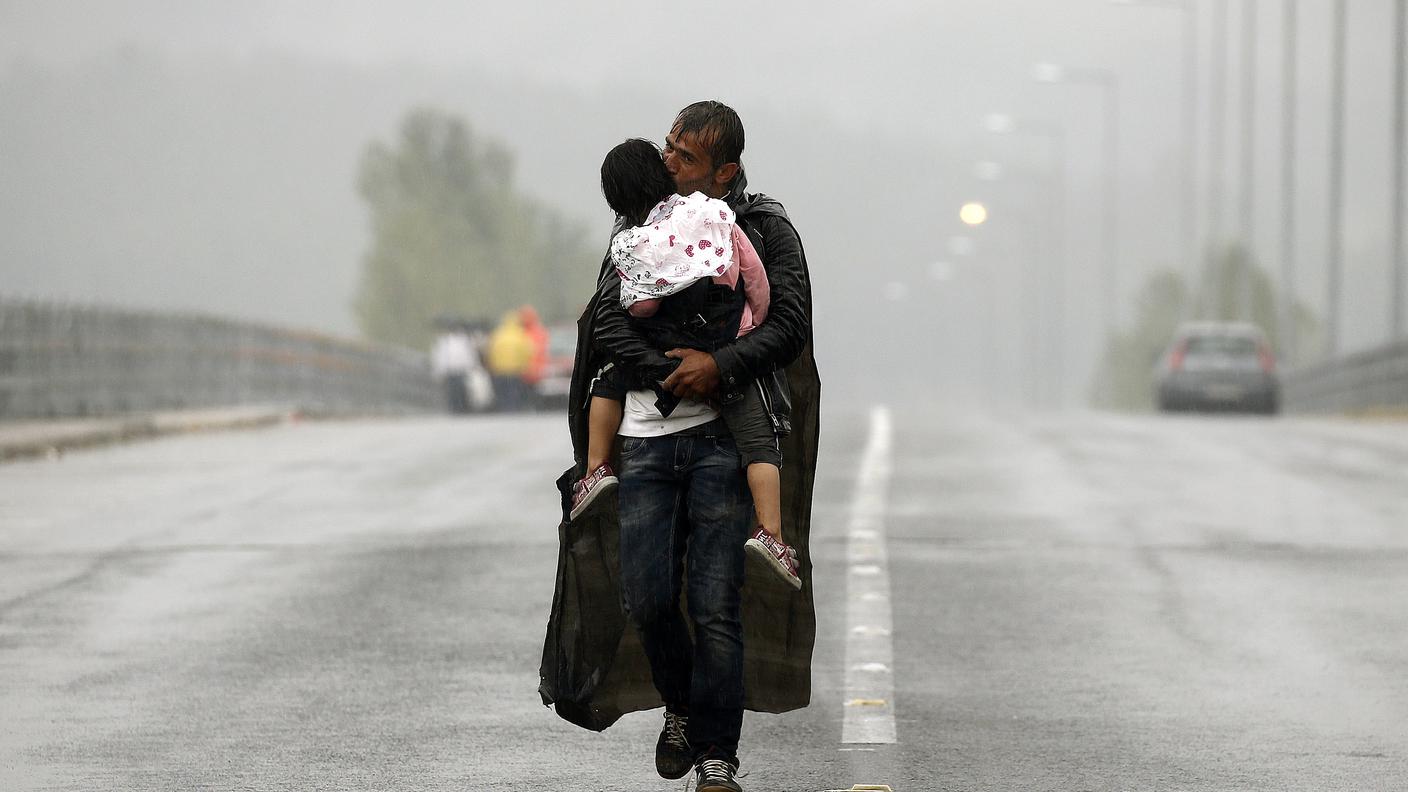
[0,406,297,463]
[1343,407,1408,422]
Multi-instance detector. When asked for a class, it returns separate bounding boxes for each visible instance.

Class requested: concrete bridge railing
[1283,338,1408,414]
[0,298,438,419]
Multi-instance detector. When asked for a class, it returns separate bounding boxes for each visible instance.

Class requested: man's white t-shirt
[619,389,719,437]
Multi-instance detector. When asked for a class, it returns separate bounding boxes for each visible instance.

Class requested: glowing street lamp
[983,113,1018,135]
[974,161,1004,182]
[1031,62,1066,84]
[959,202,988,226]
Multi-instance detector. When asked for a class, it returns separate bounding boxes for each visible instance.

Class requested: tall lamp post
[1393,0,1406,339]
[1239,0,1258,246]
[1238,0,1259,321]
[1033,62,1121,363]
[1209,0,1230,253]
[1280,0,1299,363]
[984,114,1069,407]
[1110,0,1198,291]
[1327,0,1347,355]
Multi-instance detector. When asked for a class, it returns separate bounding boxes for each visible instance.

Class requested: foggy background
[3,0,1404,410]
[7,7,1408,789]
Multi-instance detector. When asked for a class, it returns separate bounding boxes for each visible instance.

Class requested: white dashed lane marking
[841,406,897,745]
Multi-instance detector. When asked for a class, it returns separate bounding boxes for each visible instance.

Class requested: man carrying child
[541,100,820,792]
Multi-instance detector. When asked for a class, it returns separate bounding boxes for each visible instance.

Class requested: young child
[571,138,800,590]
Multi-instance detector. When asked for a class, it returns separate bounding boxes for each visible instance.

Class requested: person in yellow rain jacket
[487,311,535,411]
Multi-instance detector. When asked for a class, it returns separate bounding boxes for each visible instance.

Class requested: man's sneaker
[694,758,743,792]
[569,463,618,521]
[745,527,802,590]
[655,711,692,779]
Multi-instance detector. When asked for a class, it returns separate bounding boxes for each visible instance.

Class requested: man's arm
[711,213,811,393]
[592,276,677,386]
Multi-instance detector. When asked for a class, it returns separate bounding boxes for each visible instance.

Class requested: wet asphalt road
[2,411,1406,791]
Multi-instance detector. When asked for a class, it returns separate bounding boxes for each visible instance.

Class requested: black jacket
[539,172,821,730]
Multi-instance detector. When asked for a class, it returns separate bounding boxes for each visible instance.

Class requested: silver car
[1156,322,1279,414]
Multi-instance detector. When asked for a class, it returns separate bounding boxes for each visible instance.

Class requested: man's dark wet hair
[601,138,675,223]
[673,100,744,169]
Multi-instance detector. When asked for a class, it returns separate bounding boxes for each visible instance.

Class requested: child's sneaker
[570,463,618,521]
[745,527,802,590]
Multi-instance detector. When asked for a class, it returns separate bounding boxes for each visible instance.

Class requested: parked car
[1155,321,1279,414]
[535,323,576,410]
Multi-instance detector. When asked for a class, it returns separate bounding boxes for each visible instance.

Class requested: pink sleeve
[628,298,660,318]
[732,224,769,328]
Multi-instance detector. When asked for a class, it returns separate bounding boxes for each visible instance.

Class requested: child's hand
[662,348,719,400]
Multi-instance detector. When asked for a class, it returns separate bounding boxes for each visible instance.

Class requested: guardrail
[1282,339,1408,414]
[0,298,439,419]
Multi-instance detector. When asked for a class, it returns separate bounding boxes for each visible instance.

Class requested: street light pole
[1240,0,1257,245]
[1103,76,1120,331]
[1110,0,1198,289]
[1239,0,1258,321]
[1182,2,1199,289]
[1327,0,1347,356]
[1393,0,1406,339]
[983,115,1070,407]
[1209,0,1229,256]
[1033,64,1121,343]
[1279,0,1299,364]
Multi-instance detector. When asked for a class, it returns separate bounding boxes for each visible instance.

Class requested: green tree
[1091,243,1321,410]
[1090,269,1191,410]
[354,108,595,348]
[1191,244,1323,365]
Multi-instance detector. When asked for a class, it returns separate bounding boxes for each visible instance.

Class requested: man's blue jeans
[617,425,753,766]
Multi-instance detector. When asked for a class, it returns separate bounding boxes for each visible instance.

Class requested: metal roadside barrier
[0,297,439,419]
[1282,338,1408,414]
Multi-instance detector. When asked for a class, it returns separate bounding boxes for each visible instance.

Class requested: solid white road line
[841,406,897,745]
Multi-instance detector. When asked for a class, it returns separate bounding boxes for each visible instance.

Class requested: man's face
[663,126,726,198]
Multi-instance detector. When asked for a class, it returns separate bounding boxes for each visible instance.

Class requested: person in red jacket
[518,305,550,408]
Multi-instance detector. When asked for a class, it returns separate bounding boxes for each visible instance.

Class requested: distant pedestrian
[519,305,550,410]
[430,326,473,414]
[463,322,494,413]
[487,311,534,411]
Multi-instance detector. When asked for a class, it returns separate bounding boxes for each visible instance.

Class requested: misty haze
[4,2,1408,791]
[3,0,1404,407]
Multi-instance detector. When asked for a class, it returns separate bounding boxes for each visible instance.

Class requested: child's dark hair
[601,138,675,224]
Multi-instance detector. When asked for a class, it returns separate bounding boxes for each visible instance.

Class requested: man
[430,321,472,414]
[539,100,820,792]
[517,305,550,410]
[487,310,533,411]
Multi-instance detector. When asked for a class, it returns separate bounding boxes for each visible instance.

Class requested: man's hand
[662,348,720,400]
